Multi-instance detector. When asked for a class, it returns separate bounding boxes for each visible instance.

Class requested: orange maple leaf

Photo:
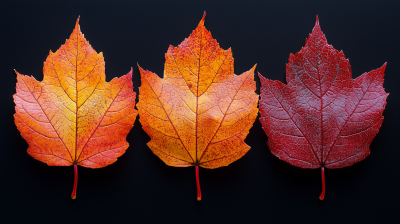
[13,18,138,199]
[137,13,259,201]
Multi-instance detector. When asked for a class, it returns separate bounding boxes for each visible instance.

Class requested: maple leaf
[137,13,259,201]
[13,18,138,199]
[258,16,388,200]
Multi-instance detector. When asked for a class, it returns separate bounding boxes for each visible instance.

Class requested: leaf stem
[71,164,78,199]
[319,166,325,200]
[196,166,201,201]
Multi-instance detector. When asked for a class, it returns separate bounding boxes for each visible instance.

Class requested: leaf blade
[137,14,259,171]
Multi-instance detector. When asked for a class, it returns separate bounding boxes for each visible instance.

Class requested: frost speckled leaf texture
[137,13,259,201]
[13,18,138,199]
[259,16,388,200]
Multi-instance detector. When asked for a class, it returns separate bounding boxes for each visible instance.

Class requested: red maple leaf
[258,16,388,200]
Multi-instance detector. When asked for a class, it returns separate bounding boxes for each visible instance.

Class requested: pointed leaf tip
[127,67,133,76]
[137,64,144,73]
[74,17,81,32]
[314,15,320,28]
[14,69,19,77]
[257,71,265,80]
[198,12,206,26]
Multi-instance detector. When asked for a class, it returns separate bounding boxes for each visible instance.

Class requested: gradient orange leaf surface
[13,18,138,199]
[137,13,259,200]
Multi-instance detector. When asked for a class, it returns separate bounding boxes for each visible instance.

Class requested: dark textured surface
[1,0,399,223]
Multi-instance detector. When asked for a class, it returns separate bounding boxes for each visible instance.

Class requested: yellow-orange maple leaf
[137,13,259,200]
[13,19,138,199]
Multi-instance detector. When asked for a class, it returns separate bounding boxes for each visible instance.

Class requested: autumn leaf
[13,18,138,199]
[258,16,388,200]
[137,13,259,201]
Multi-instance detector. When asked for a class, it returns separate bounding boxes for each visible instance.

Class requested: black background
[1,0,399,223]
